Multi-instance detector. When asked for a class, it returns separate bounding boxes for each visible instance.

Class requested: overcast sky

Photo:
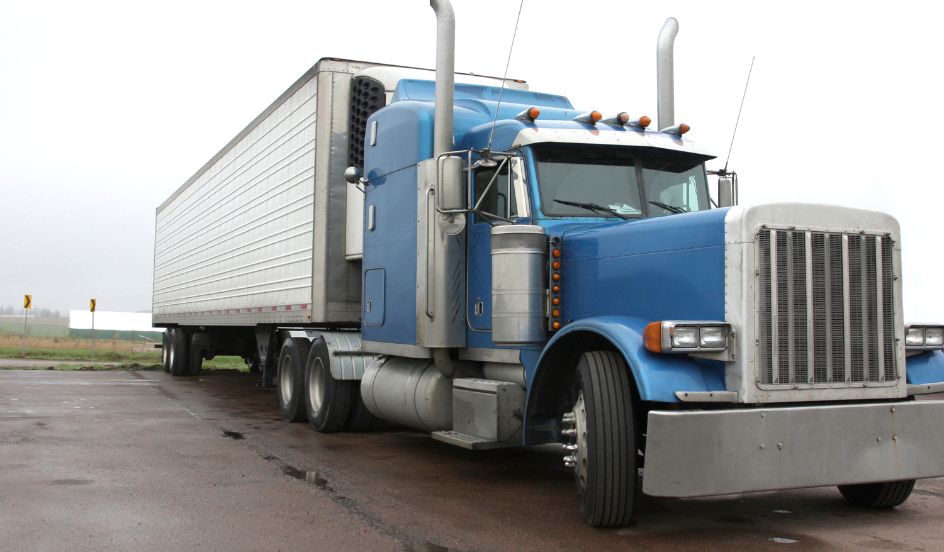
[1,0,942,322]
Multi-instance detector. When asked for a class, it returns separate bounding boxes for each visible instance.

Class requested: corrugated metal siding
[153,78,317,322]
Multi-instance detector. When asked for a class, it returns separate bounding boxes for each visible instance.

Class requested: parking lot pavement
[2,367,944,551]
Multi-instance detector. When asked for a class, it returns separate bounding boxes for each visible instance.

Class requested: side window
[473,157,528,221]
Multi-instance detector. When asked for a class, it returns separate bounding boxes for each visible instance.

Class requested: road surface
[2,367,943,551]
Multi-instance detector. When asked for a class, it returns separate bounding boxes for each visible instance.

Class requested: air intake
[348,76,386,169]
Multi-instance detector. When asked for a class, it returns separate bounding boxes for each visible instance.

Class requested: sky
[1,0,942,321]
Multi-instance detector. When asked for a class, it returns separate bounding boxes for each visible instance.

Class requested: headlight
[644,321,729,354]
[905,325,944,351]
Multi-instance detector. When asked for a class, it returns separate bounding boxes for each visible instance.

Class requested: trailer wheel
[169,328,191,377]
[277,338,309,422]
[304,340,353,432]
[161,331,171,373]
[189,333,212,376]
[567,350,636,527]
[838,480,916,508]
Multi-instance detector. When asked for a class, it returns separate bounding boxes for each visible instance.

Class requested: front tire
[304,339,354,432]
[570,350,636,527]
[838,480,916,508]
[277,338,309,422]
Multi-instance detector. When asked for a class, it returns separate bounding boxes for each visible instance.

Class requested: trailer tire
[838,480,916,508]
[189,333,212,376]
[277,338,309,422]
[161,331,171,373]
[304,340,354,432]
[570,350,636,527]
[169,328,191,377]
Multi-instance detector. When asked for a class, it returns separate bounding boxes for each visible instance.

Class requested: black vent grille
[348,77,386,169]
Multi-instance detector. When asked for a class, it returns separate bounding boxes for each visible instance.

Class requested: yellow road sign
[24,295,32,310]
[90,298,96,312]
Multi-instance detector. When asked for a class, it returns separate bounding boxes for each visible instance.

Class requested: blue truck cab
[346,0,944,528]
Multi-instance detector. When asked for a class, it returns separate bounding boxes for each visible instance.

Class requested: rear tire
[169,328,191,377]
[345,387,379,432]
[304,338,354,432]
[189,333,212,376]
[277,338,309,422]
[838,480,916,508]
[571,350,636,527]
[161,331,171,373]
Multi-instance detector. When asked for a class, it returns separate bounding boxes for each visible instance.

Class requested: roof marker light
[604,113,652,129]
[661,123,691,135]
[516,107,541,121]
[574,111,603,125]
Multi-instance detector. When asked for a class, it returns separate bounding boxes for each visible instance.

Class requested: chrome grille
[756,228,895,386]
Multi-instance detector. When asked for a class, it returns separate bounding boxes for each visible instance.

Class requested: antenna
[485,0,525,152]
[723,56,755,173]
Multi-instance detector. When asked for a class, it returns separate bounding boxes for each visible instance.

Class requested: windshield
[533,144,710,218]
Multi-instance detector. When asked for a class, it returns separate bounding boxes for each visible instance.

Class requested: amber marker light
[552,261,561,270]
[552,297,560,306]
[552,273,561,282]
[644,321,663,353]
[552,285,560,293]
[552,321,562,330]
[552,249,561,258]
[516,107,541,121]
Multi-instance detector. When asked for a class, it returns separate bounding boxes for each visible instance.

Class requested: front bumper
[642,400,944,497]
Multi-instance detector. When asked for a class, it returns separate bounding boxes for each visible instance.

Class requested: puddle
[53,479,94,485]
[281,465,328,489]
[221,430,245,440]
[413,542,450,552]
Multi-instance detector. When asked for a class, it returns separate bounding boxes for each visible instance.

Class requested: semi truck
[153,1,944,527]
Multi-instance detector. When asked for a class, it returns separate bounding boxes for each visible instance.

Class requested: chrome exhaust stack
[430,0,455,157]
[656,17,679,130]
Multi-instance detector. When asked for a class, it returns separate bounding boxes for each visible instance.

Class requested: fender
[524,315,726,444]
[905,350,944,385]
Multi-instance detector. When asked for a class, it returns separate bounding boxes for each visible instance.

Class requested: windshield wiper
[554,199,630,220]
[649,200,687,215]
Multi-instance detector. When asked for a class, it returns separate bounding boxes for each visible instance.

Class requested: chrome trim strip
[842,234,851,383]
[770,230,779,384]
[805,231,815,383]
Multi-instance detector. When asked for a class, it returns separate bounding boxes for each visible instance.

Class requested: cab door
[467,156,529,332]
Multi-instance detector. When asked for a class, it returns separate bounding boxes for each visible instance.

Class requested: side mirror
[717,176,736,207]
[437,156,465,211]
[344,166,363,185]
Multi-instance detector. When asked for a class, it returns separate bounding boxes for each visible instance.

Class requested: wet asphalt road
[2,368,944,551]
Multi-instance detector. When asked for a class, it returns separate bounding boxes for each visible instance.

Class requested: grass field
[0,334,247,371]
[0,320,69,338]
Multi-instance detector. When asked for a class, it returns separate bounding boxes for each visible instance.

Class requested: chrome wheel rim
[573,393,589,489]
[308,358,326,413]
[279,355,294,404]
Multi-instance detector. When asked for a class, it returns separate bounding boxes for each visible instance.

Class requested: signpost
[90,298,97,360]
[22,294,32,357]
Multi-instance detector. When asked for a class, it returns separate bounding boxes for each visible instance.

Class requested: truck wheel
[161,331,171,373]
[169,328,191,377]
[189,333,211,376]
[277,338,310,422]
[345,387,379,432]
[304,340,353,432]
[567,350,636,527]
[838,480,916,508]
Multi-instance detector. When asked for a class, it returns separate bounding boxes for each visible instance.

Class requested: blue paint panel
[906,351,944,384]
[529,316,726,404]
[361,164,419,345]
[560,208,728,325]
[363,269,385,326]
